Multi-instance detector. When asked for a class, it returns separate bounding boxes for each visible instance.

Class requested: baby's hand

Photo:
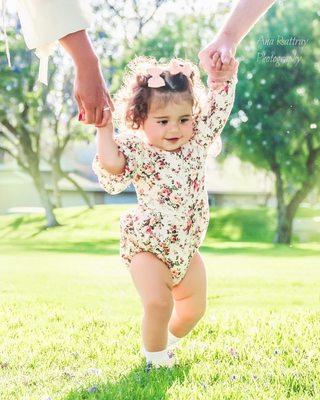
[207,53,239,90]
[80,107,114,133]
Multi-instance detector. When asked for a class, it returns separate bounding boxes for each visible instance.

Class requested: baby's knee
[186,308,206,324]
[178,301,206,324]
[144,295,173,317]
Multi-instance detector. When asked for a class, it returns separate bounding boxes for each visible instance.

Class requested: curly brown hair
[114,56,205,131]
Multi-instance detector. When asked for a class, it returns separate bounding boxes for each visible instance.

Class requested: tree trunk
[273,163,293,244]
[33,173,59,227]
[62,172,93,209]
[274,207,293,244]
[272,156,319,244]
[52,164,62,208]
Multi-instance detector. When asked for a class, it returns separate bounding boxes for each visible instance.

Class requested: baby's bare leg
[169,251,207,337]
[129,252,173,352]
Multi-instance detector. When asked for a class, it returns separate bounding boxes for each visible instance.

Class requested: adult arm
[16,0,113,126]
[59,31,114,127]
[199,0,275,72]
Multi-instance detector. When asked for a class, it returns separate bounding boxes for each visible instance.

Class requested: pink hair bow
[147,67,166,88]
[169,59,192,77]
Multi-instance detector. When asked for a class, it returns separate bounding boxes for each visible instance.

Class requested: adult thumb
[221,49,232,65]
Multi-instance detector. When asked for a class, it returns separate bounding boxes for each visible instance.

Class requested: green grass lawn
[1,205,320,400]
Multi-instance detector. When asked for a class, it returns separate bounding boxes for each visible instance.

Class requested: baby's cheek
[145,127,162,142]
[182,122,194,135]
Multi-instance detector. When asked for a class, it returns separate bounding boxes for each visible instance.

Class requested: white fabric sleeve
[15,0,93,84]
[16,0,92,49]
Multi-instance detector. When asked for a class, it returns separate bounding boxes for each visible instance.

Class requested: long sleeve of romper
[193,74,238,155]
[92,133,144,195]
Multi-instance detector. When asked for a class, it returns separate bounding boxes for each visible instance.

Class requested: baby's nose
[169,123,180,132]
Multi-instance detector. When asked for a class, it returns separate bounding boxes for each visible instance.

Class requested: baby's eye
[180,118,189,123]
[158,120,168,125]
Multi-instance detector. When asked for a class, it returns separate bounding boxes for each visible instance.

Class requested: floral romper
[92,76,237,286]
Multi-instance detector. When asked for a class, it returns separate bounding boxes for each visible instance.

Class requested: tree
[42,64,94,209]
[0,2,170,226]
[107,12,218,92]
[226,0,320,244]
[91,0,169,92]
[0,32,93,225]
[0,34,60,227]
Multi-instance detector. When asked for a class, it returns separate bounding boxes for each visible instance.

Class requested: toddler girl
[92,55,238,371]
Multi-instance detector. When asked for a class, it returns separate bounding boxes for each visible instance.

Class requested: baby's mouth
[166,138,180,142]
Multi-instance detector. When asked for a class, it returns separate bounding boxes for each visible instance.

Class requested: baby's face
[142,100,194,152]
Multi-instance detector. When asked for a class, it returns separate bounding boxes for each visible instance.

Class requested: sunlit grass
[1,205,320,399]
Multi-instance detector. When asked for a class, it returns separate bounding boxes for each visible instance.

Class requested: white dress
[92,76,237,286]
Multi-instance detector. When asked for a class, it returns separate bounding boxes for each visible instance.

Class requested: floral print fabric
[92,75,237,286]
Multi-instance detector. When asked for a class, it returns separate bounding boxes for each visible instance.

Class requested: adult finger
[75,94,82,113]
[83,105,95,124]
[198,51,212,73]
[221,62,231,71]
[76,96,85,121]
[209,48,218,58]
[229,58,236,69]
[222,57,236,71]
[211,52,220,68]
[234,59,239,69]
[216,57,222,71]
[106,92,115,112]
[95,107,103,126]
[75,94,86,122]
[96,109,112,128]
[221,49,232,65]
[230,58,239,74]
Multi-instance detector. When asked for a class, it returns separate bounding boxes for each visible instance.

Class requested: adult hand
[198,33,237,73]
[75,61,114,127]
[199,0,276,73]
[59,30,114,127]
[207,56,239,90]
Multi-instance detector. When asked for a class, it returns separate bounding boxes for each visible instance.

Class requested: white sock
[167,331,181,347]
[144,348,170,365]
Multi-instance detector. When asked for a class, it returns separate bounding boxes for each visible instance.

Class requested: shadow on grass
[0,240,120,255]
[2,240,319,258]
[0,208,93,238]
[1,215,44,232]
[7,209,92,239]
[1,207,319,257]
[62,363,190,400]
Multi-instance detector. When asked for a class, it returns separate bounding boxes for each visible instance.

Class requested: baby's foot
[145,350,177,372]
[167,341,180,351]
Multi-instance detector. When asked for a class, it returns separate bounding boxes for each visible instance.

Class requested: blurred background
[0,0,319,246]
